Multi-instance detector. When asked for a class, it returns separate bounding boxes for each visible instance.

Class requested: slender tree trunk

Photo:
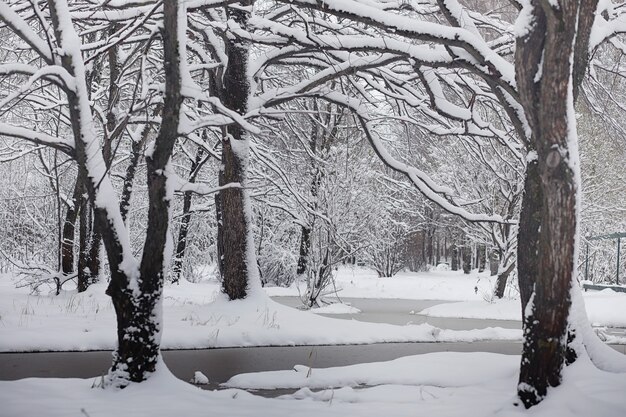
[172,146,205,283]
[61,178,82,276]
[517,160,542,312]
[451,245,459,271]
[296,226,312,275]
[494,261,515,299]
[478,244,486,273]
[215,174,225,278]
[87,223,101,284]
[77,182,90,292]
[489,250,499,277]
[120,129,147,223]
[462,245,471,274]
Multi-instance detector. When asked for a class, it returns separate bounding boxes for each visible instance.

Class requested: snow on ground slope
[1,353,626,417]
[265,267,498,300]
[0,274,519,352]
[419,289,626,328]
[2,267,624,352]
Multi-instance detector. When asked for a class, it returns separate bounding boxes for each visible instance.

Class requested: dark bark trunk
[296,164,321,276]
[220,137,251,299]
[47,0,180,385]
[515,0,593,407]
[120,130,147,223]
[478,244,486,273]
[517,160,542,313]
[61,178,82,276]
[451,245,458,271]
[77,182,90,293]
[489,249,499,276]
[494,261,515,299]
[172,146,205,283]
[296,226,311,275]
[87,224,101,284]
[215,175,225,279]
[218,2,257,300]
[108,0,182,382]
[462,245,471,274]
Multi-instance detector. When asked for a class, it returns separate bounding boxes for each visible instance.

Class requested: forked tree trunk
[109,0,182,382]
[45,0,182,386]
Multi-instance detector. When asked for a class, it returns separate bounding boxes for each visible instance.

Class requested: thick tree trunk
[515,0,590,407]
[108,0,182,382]
[218,2,259,300]
[220,137,252,299]
[46,0,181,385]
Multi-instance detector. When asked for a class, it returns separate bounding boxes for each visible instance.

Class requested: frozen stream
[1,297,624,397]
[272,296,522,330]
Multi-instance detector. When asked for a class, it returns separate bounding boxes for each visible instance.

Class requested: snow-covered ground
[2,352,626,417]
[2,267,625,351]
[2,267,626,416]
[265,267,501,300]
[0,270,520,352]
[419,289,626,328]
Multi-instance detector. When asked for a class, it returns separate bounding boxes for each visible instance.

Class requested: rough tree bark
[120,126,149,223]
[46,0,184,384]
[107,0,183,382]
[462,245,471,274]
[494,261,515,299]
[60,178,81,277]
[515,0,597,407]
[217,0,261,300]
[172,146,205,283]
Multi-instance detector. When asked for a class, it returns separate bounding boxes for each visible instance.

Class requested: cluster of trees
[0,0,625,408]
